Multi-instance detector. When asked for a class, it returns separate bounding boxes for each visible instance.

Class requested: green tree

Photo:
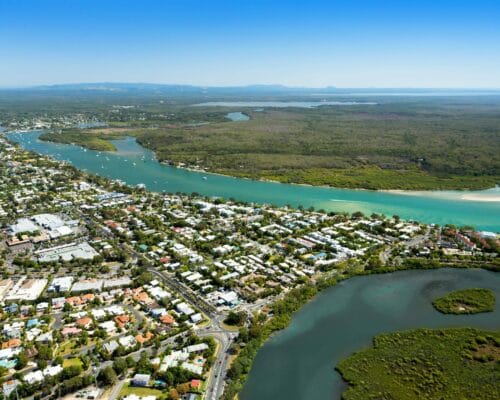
[224,311,246,326]
[112,358,128,376]
[16,351,28,370]
[97,366,117,386]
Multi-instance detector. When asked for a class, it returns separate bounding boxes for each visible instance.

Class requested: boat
[202,176,207,180]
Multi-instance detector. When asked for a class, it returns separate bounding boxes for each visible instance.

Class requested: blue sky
[1,0,499,87]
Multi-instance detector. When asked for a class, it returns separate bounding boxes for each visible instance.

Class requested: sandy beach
[460,194,500,202]
[382,188,500,202]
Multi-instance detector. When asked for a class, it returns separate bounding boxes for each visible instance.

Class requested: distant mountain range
[4,83,500,95]
[10,83,337,95]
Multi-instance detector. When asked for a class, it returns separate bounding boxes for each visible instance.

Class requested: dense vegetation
[40,127,127,151]
[433,288,496,314]
[220,259,499,399]
[224,310,247,326]
[337,327,500,400]
[29,96,500,190]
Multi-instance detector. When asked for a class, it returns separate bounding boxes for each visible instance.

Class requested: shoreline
[5,129,499,196]
[381,188,500,202]
[3,131,498,399]
[163,161,500,199]
[172,166,500,201]
[226,263,499,400]
[7,130,500,210]
[460,193,500,202]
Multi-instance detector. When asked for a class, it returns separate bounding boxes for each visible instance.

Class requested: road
[197,319,236,400]
[147,267,217,317]
[134,252,234,399]
[110,238,240,398]
[124,243,238,399]
[22,238,248,399]
[44,237,236,399]
[121,242,217,316]
[146,266,237,399]
[379,228,431,265]
[108,379,126,400]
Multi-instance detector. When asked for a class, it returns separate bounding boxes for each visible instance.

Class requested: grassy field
[56,339,96,356]
[433,288,496,314]
[118,382,166,399]
[62,358,83,368]
[20,97,500,190]
[337,327,500,400]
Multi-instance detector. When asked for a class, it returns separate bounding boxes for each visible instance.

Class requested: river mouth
[5,131,500,231]
[239,268,500,400]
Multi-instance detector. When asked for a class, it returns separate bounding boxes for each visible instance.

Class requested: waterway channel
[6,131,500,231]
[240,268,500,400]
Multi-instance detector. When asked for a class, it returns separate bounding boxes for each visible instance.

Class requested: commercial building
[48,276,74,293]
[103,276,132,289]
[8,213,74,239]
[8,218,39,235]
[35,242,98,263]
[71,279,103,293]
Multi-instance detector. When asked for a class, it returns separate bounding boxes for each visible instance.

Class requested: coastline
[381,188,500,202]
[335,326,500,400]
[163,161,500,200]
[4,131,498,399]
[6,129,499,196]
[6,131,500,233]
[460,193,500,202]
[223,261,499,400]
[174,165,500,202]
[132,149,500,196]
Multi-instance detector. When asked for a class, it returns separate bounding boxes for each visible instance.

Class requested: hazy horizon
[2,82,500,91]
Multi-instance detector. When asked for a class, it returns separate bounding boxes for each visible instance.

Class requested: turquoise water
[6,131,500,231]
[240,268,500,400]
[225,112,250,121]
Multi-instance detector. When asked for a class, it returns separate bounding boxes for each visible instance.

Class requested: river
[193,101,377,107]
[240,268,500,400]
[6,131,500,232]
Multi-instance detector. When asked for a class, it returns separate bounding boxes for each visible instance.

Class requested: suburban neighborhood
[0,133,498,400]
